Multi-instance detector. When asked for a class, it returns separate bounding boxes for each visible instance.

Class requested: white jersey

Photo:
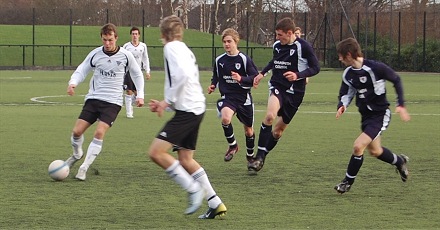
[163,41,205,115]
[68,46,144,106]
[122,41,150,73]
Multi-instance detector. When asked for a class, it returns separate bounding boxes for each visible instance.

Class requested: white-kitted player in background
[123,26,151,118]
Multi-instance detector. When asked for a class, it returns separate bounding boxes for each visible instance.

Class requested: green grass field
[0,70,439,229]
[0,25,271,69]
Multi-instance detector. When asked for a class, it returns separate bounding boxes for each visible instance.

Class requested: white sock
[71,134,84,159]
[192,167,222,208]
[166,160,200,193]
[80,138,103,171]
[125,95,133,116]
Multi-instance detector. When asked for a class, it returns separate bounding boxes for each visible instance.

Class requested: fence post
[32,8,35,66]
[373,12,377,58]
[422,11,426,72]
[142,9,145,43]
[70,9,73,66]
[62,46,65,69]
[22,46,25,68]
[398,12,401,70]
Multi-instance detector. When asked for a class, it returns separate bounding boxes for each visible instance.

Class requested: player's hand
[283,71,298,82]
[149,99,159,112]
[207,85,216,94]
[253,73,264,88]
[67,84,77,96]
[336,106,346,119]
[231,71,241,83]
[395,106,411,122]
[135,98,145,107]
[145,73,151,80]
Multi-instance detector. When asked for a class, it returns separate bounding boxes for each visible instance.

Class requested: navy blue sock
[222,123,236,148]
[257,123,272,148]
[245,134,255,156]
[377,147,403,166]
[345,154,364,183]
[264,135,279,157]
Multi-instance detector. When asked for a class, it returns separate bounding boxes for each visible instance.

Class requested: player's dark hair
[336,38,363,59]
[101,23,118,37]
[276,17,296,33]
[130,26,140,34]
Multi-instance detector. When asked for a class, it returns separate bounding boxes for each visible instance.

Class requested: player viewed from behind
[334,38,410,194]
[249,17,320,173]
[147,15,226,219]
[64,23,145,180]
[123,26,151,118]
[207,28,259,163]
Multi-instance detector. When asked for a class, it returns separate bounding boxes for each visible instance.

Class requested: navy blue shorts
[216,96,254,127]
[270,86,304,124]
[78,99,121,127]
[360,108,391,140]
[156,110,205,150]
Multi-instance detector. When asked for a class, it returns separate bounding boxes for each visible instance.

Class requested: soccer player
[333,37,410,194]
[249,17,320,172]
[64,23,145,181]
[148,15,226,219]
[123,26,151,118]
[294,27,302,38]
[293,27,310,84]
[207,28,259,163]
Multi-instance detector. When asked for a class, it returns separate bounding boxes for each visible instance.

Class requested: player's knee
[352,144,364,155]
[272,130,283,139]
[264,114,276,125]
[244,129,254,137]
[221,117,231,125]
[369,149,382,157]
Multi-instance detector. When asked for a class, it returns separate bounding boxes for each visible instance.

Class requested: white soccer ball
[48,160,70,181]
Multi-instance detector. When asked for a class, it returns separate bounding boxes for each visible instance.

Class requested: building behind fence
[1,4,439,72]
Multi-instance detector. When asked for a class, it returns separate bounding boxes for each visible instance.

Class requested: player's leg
[150,112,206,215]
[243,125,255,162]
[75,121,109,180]
[257,94,280,157]
[263,92,302,159]
[334,132,370,193]
[237,101,255,162]
[65,119,91,167]
[220,106,239,161]
[369,137,409,181]
[75,101,120,181]
[124,73,135,118]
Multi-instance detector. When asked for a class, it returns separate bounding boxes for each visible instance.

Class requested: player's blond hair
[221,28,240,44]
[160,15,184,42]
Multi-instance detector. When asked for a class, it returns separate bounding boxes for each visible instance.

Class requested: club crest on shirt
[290,49,295,56]
[360,76,367,83]
[235,63,241,70]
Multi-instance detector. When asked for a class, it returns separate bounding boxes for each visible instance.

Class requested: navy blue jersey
[337,59,405,113]
[261,38,320,93]
[211,52,259,100]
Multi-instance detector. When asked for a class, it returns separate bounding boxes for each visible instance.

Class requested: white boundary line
[4,94,439,116]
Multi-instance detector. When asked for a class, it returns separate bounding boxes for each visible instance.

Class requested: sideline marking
[20,94,440,116]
